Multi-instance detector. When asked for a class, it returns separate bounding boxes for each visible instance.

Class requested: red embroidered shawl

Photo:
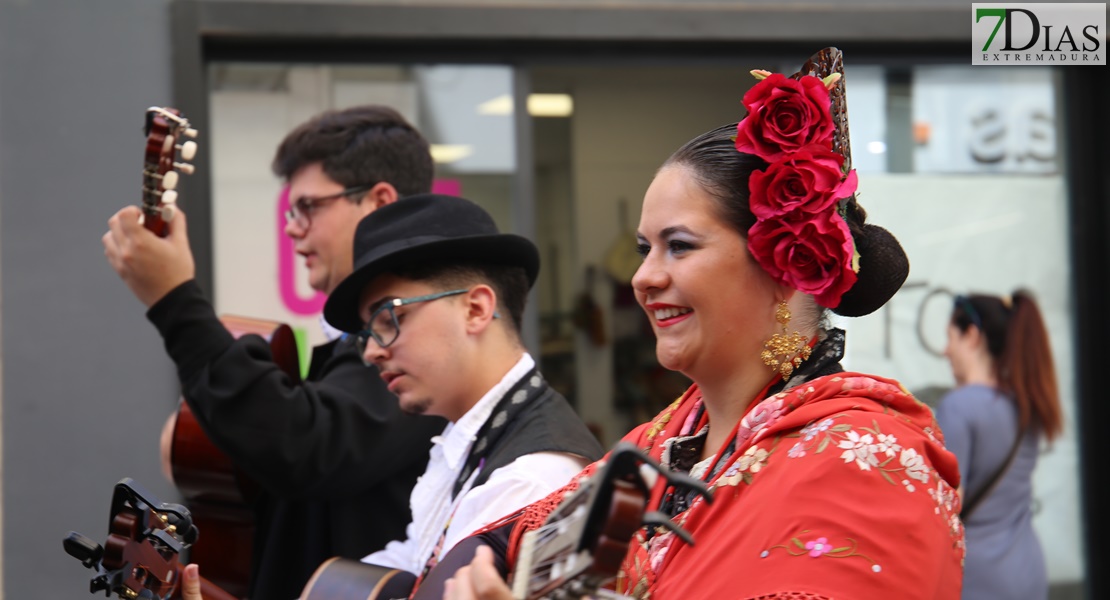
[507,372,964,600]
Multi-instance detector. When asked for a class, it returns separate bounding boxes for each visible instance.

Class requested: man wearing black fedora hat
[103,105,446,600]
[321,193,603,582]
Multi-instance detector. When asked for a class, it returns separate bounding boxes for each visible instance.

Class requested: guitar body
[292,446,699,600]
[301,558,416,600]
[169,315,302,599]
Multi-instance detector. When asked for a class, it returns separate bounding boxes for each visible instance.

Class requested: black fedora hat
[324,193,541,333]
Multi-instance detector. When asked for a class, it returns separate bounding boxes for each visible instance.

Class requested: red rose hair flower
[737,72,858,308]
[735,74,836,162]
[748,145,858,220]
[747,211,858,309]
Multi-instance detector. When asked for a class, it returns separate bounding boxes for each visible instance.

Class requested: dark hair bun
[833,224,909,317]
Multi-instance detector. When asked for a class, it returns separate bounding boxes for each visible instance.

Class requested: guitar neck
[142,206,170,237]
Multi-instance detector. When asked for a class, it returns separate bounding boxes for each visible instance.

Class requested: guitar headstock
[142,107,198,237]
[65,478,197,599]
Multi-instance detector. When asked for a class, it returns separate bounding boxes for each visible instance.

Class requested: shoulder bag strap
[960,421,1027,519]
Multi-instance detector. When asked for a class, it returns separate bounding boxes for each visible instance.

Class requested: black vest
[453,368,605,498]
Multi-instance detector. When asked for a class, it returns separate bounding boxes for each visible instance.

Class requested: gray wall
[0,0,178,598]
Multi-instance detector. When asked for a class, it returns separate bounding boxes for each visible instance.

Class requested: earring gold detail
[760,301,812,379]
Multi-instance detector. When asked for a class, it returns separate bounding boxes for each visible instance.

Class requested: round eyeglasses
[285,184,375,230]
[355,289,470,352]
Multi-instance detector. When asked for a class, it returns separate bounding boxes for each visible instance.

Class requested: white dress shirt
[362,353,589,574]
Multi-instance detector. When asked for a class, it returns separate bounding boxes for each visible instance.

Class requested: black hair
[388,261,530,338]
[272,105,433,198]
[663,122,905,318]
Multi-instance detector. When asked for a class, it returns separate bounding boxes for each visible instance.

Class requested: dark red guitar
[169,315,301,599]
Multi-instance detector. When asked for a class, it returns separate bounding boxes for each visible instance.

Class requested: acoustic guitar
[168,315,301,598]
[64,478,236,600]
[141,106,303,598]
[299,443,711,600]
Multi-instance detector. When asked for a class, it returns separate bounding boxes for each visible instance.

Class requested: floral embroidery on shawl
[716,445,772,488]
[644,394,688,446]
[614,372,963,598]
[786,416,932,487]
[761,530,882,573]
[501,369,963,599]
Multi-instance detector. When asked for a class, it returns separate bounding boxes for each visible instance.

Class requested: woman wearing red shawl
[427,49,964,600]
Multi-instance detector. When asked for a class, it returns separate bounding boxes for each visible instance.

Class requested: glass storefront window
[843,64,1082,589]
[207,63,516,354]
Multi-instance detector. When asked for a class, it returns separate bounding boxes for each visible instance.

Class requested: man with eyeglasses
[102,105,447,600]
[320,193,604,586]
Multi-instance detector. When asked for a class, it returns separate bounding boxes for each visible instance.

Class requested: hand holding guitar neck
[103,107,199,307]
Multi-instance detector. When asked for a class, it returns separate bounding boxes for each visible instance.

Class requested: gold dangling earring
[760,301,812,379]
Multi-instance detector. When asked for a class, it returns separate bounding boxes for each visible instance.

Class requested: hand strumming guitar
[443,546,513,600]
[103,204,195,307]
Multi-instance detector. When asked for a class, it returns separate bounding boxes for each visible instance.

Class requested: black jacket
[148,280,446,600]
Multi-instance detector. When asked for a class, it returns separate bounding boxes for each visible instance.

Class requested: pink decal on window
[278,185,326,315]
[432,179,461,197]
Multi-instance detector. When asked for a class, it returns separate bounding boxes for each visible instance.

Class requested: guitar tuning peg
[160,170,179,191]
[64,531,105,569]
[161,189,178,207]
[183,128,199,139]
[174,162,195,175]
[177,141,198,161]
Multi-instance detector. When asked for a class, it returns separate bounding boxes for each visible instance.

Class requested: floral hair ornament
[736,48,860,309]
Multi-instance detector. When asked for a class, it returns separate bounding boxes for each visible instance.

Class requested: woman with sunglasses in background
[937,291,1063,600]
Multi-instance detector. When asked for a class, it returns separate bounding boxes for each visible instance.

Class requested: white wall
[558,65,761,443]
[843,174,1082,582]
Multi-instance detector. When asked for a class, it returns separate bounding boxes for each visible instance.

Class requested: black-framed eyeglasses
[356,289,469,351]
[285,184,375,229]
